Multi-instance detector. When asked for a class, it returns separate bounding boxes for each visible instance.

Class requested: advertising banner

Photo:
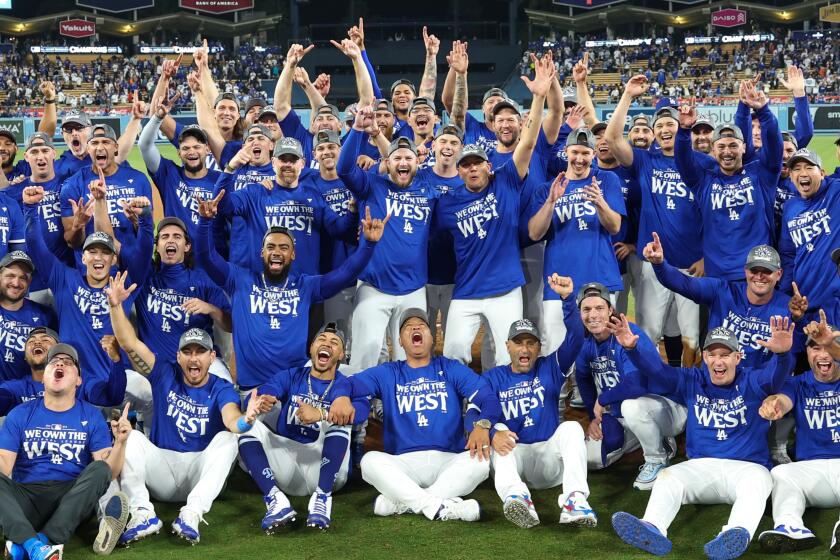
[59,19,96,39]
[712,9,747,28]
[0,119,24,144]
[76,0,154,12]
[179,0,253,14]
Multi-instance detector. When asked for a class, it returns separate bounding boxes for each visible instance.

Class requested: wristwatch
[473,419,491,430]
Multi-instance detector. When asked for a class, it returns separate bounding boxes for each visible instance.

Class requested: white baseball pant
[243,419,351,497]
[443,287,523,366]
[120,430,237,517]
[492,422,589,504]
[635,261,699,351]
[426,283,453,342]
[642,458,773,539]
[615,253,643,317]
[361,449,489,520]
[770,459,840,528]
[350,283,426,370]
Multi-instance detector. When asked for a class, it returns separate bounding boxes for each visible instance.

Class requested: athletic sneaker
[436,497,481,522]
[4,541,24,560]
[503,495,539,529]
[611,511,672,556]
[830,519,840,556]
[771,447,792,466]
[373,494,411,516]
[634,461,668,490]
[119,508,163,544]
[704,527,751,560]
[306,491,332,530]
[93,491,129,555]
[22,542,62,560]
[559,492,597,527]
[663,436,677,462]
[758,524,817,553]
[263,489,297,534]
[172,508,204,545]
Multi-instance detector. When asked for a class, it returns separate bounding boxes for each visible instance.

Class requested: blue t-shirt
[530,167,626,295]
[211,163,275,263]
[148,359,239,452]
[0,377,44,416]
[464,113,498,153]
[278,110,316,168]
[172,121,221,172]
[150,157,220,239]
[417,168,460,286]
[54,151,93,183]
[0,191,26,259]
[259,367,369,443]
[435,163,525,299]
[0,301,57,381]
[313,175,359,278]
[781,371,840,461]
[0,398,112,483]
[135,263,231,360]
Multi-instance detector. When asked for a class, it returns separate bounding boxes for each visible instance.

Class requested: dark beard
[497,135,518,149]
[0,292,25,305]
[183,160,204,174]
[263,264,290,284]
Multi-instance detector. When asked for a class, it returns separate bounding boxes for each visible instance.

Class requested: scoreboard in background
[0,0,11,8]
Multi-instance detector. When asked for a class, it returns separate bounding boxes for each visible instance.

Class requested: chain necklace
[307,371,335,404]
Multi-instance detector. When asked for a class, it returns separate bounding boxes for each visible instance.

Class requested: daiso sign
[712,9,747,28]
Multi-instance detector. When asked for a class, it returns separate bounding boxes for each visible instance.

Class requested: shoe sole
[503,500,539,529]
[264,512,297,535]
[306,514,330,531]
[93,492,130,555]
[633,480,656,491]
[560,514,597,528]
[171,524,199,545]
[704,528,750,560]
[758,532,817,554]
[832,523,840,556]
[612,512,672,556]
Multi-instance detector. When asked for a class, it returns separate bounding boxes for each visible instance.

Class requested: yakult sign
[712,9,747,28]
[59,19,96,38]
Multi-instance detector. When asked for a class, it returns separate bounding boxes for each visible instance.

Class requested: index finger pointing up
[792,281,802,298]
[121,402,130,420]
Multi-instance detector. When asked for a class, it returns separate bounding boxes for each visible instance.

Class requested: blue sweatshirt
[781,371,840,461]
[150,157,220,241]
[417,168,460,286]
[0,301,57,381]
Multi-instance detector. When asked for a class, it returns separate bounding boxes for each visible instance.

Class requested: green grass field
[33,135,840,558]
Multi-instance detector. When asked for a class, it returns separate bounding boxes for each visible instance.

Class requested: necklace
[261,273,290,292]
[307,371,335,404]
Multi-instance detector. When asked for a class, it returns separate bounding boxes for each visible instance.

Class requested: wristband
[45,99,56,104]
[236,417,253,433]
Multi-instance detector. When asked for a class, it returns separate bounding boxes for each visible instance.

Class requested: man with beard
[139,95,221,240]
[0,130,27,185]
[691,116,714,155]
[611,321,795,560]
[605,76,704,367]
[195,193,388,392]
[484,276,596,529]
[135,217,232,382]
[675,95,782,281]
[357,99,395,162]
[388,27,440,133]
[215,136,355,275]
[757,326,840,554]
[239,323,370,532]
[60,125,154,254]
[106,273,263,546]
[398,97,438,166]
[628,115,654,149]
[0,252,56,381]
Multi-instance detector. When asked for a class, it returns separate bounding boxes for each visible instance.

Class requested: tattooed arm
[448,41,468,131]
[418,26,440,100]
[106,271,156,375]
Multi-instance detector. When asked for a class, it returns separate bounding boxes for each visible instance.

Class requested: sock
[663,335,683,367]
[318,428,350,494]
[238,436,277,497]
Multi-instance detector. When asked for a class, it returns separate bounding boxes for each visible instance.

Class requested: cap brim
[831,248,840,264]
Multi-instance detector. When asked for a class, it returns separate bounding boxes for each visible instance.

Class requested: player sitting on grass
[483,274,597,529]
[611,319,794,560]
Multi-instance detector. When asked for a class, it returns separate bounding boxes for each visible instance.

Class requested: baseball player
[611,320,795,559]
[575,282,685,489]
[26,109,94,182]
[484,275,596,529]
[0,343,131,560]
[238,323,370,532]
[690,116,714,154]
[628,115,654,149]
[329,308,503,522]
[387,27,440,129]
[757,325,840,554]
[107,271,264,546]
[771,132,801,242]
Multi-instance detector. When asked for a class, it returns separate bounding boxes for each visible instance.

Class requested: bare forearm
[103,442,126,479]
[419,53,437,99]
[274,63,295,117]
[208,305,232,332]
[528,200,554,240]
[109,302,154,374]
[352,55,375,107]
[441,67,456,113]
[596,206,621,235]
[39,102,57,136]
[62,217,86,248]
[117,118,141,164]
[93,200,120,252]
[450,72,468,130]
[513,94,545,179]
[301,81,326,113]
[576,82,598,126]
[605,93,634,166]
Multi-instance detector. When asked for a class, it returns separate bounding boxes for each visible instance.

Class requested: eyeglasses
[48,356,76,367]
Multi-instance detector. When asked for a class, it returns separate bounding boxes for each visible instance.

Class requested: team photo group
[0,7,839,560]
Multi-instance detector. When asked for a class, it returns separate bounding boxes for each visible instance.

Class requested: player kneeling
[330,308,503,522]
[484,275,595,529]
[238,323,370,533]
[610,319,794,559]
[757,315,840,554]
[106,272,264,546]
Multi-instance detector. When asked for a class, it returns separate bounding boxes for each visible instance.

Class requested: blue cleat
[119,508,163,545]
[306,491,332,530]
[612,511,673,556]
[262,490,296,534]
[704,527,751,560]
[171,509,203,545]
[4,541,25,560]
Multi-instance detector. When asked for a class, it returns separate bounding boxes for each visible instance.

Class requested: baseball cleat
[373,494,411,516]
[704,527,751,560]
[634,461,667,490]
[4,541,24,560]
[263,490,297,534]
[172,509,203,545]
[306,491,332,530]
[119,508,163,545]
[22,542,62,560]
[758,524,817,553]
[830,519,840,556]
[770,448,792,466]
[559,492,597,527]
[503,495,539,529]
[612,511,672,556]
[93,491,129,555]
[436,497,481,522]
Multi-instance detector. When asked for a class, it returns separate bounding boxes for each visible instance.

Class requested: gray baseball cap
[244,97,267,113]
[781,132,798,150]
[576,282,611,307]
[409,97,436,114]
[652,107,679,126]
[313,130,341,149]
[374,98,395,115]
[26,326,59,344]
[631,114,651,129]
[832,247,840,265]
[157,216,189,239]
[399,307,429,329]
[178,328,213,351]
[90,124,117,142]
[508,318,540,341]
[388,136,418,157]
[82,231,116,254]
[25,132,54,151]
[178,124,208,144]
[62,111,92,128]
[491,99,521,118]
[457,144,488,166]
[745,244,781,272]
[390,79,416,95]
[273,137,304,159]
[47,343,79,367]
[343,103,358,124]
[256,106,279,122]
[703,327,740,352]
[316,321,346,349]
[566,127,596,150]
[691,116,713,132]
[483,87,508,103]
[0,250,34,273]
[244,123,272,140]
[214,92,240,108]
[787,148,823,169]
[434,123,464,141]
[711,124,744,143]
[315,104,341,120]
[562,86,578,106]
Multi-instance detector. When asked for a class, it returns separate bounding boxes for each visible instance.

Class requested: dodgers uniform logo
[709,177,756,220]
[803,391,840,435]
[396,377,449,427]
[263,202,315,234]
[165,390,211,441]
[589,355,621,390]
[73,287,110,330]
[693,394,748,441]
[454,193,499,239]
[650,168,694,209]
[22,424,87,464]
[787,209,831,251]
[498,377,545,420]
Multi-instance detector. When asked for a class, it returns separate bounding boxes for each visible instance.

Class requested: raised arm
[547,276,584,373]
[674,106,705,190]
[194,193,233,288]
[542,59,565,144]
[418,26,440,100]
[336,120,373,199]
[779,66,813,148]
[188,69,226,165]
[274,44,314,121]
[348,19,383,99]
[116,100,145,165]
[330,38,374,107]
[513,52,556,180]
[528,173,566,241]
[139,116,163,175]
[613,314,682,395]
[193,39,220,106]
[85,336,128,408]
[22,188,59,279]
[446,41,469,131]
[149,54,182,142]
[572,52,597,127]
[754,316,796,395]
[107,271,156,375]
[37,81,57,136]
[605,75,649,168]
